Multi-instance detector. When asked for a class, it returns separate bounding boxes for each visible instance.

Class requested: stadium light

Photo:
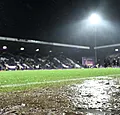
[3,46,7,50]
[88,13,102,64]
[89,13,102,25]
[20,47,24,51]
[49,50,52,53]
[36,48,39,52]
[115,49,119,52]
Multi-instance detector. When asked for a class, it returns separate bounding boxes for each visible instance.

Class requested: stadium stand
[104,53,120,67]
[0,52,83,70]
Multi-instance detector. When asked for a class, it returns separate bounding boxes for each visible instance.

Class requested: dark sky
[0,0,120,47]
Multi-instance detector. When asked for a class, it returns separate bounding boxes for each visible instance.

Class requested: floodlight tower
[89,13,102,64]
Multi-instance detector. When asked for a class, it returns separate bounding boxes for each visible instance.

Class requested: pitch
[0,68,120,115]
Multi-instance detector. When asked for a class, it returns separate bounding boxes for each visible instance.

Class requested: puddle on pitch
[66,77,120,115]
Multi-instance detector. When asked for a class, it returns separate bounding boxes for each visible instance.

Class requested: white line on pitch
[1,74,120,88]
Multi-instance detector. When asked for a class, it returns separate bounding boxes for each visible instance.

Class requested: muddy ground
[0,77,120,115]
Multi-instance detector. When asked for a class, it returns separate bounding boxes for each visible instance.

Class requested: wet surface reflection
[66,78,120,115]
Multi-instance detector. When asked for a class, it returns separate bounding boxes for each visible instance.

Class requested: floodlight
[20,47,24,51]
[115,49,119,52]
[49,50,52,53]
[3,46,7,49]
[36,48,39,52]
[89,13,101,25]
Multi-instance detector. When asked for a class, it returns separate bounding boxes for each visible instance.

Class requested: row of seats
[104,53,120,67]
[0,52,82,70]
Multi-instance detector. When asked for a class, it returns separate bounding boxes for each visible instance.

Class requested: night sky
[0,0,120,60]
[0,0,120,45]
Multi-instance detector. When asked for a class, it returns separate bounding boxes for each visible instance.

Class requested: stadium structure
[0,35,120,71]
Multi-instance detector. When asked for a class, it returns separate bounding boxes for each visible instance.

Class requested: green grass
[0,68,120,92]
[0,80,84,92]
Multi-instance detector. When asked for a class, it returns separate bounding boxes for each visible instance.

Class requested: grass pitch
[0,68,120,91]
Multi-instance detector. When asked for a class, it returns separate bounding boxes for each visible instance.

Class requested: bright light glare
[115,49,119,52]
[36,48,39,52]
[49,50,52,53]
[89,13,101,25]
[3,46,7,49]
[20,47,24,51]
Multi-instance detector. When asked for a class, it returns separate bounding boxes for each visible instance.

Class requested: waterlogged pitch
[0,68,120,114]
